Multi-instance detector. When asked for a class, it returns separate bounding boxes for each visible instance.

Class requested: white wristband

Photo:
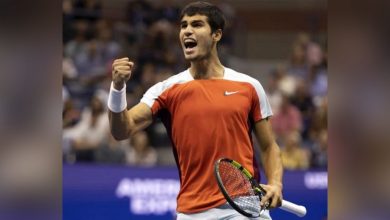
[107,82,127,113]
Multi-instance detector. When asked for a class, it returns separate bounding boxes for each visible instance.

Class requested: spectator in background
[287,42,308,80]
[125,131,157,167]
[265,67,283,115]
[309,96,327,141]
[287,32,310,79]
[63,90,110,162]
[295,32,311,48]
[126,0,155,28]
[281,131,309,170]
[63,87,81,129]
[139,63,157,90]
[72,39,107,81]
[137,20,178,68]
[310,66,327,105]
[63,56,78,81]
[310,129,328,168]
[271,94,302,141]
[94,135,127,164]
[308,45,327,105]
[306,41,323,68]
[274,64,298,98]
[64,20,91,59]
[155,0,180,22]
[95,19,122,64]
[290,80,315,139]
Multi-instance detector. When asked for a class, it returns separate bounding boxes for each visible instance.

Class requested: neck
[189,49,224,79]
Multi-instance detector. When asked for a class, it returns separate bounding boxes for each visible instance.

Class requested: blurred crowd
[62,0,327,170]
[267,32,328,170]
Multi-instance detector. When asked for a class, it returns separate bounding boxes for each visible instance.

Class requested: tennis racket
[214,158,307,218]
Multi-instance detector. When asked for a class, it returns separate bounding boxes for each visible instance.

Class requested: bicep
[127,102,153,135]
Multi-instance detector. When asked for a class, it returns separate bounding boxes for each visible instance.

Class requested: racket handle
[280,200,307,217]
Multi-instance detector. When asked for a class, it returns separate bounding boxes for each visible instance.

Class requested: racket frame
[214,158,265,218]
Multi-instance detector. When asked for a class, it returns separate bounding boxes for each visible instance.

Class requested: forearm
[107,81,131,140]
[261,141,283,187]
[108,103,153,140]
[109,111,131,140]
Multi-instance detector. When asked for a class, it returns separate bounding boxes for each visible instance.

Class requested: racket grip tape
[280,200,307,217]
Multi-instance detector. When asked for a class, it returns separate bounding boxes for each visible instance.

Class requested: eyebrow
[181,20,205,25]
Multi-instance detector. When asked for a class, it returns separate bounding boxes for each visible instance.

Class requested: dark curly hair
[180,1,226,33]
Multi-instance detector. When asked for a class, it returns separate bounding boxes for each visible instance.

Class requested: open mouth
[184,39,197,49]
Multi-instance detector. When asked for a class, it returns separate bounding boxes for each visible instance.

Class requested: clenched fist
[112,57,134,90]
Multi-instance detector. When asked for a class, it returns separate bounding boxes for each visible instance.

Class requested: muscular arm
[108,57,153,140]
[253,118,284,208]
[109,103,153,140]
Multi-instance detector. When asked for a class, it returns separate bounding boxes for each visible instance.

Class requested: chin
[184,54,198,61]
[185,53,208,61]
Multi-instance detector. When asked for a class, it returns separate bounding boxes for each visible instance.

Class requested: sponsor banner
[63,164,327,220]
[116,178,179,215]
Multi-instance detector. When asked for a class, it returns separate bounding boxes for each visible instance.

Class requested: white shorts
[176,203,272,220]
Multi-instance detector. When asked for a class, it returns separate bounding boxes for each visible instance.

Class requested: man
[107,2,283,219]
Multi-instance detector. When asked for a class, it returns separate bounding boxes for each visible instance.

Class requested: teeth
[184,39,196,43]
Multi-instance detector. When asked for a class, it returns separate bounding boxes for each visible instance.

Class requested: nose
[183,26,193,36]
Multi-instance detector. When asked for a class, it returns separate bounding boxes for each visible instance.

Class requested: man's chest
[168,81,253,120]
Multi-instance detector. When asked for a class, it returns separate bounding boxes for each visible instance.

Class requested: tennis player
[108,1,283,219]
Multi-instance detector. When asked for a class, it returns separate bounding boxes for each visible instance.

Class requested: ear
[212,29,222,42]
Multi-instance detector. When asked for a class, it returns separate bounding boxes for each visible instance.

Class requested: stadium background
[62,0,327,219]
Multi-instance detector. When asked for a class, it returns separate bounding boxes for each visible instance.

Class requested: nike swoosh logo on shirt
[224,91,239,96]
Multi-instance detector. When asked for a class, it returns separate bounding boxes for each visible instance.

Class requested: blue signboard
[63,164,327,220]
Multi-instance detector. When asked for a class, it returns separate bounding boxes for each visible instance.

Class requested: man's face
[179,14,215,61]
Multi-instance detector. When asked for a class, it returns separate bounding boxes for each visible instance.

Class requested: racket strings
[218,161,262,215]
